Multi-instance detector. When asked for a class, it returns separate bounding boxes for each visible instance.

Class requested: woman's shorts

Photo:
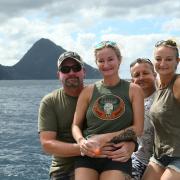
[150,155,180,173]
[75,156,132,176]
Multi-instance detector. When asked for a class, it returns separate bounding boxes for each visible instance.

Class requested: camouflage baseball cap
[57,51,84,68]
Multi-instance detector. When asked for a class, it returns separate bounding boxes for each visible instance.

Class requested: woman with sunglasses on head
[72,41,144,180]
[142,40,180,180]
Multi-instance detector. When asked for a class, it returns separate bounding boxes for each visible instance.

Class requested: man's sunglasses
[59,64,82,74]
[94,41,117,50]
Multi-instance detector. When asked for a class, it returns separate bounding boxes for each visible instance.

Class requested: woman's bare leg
[100,170,131,180]
[161,168,180,180]
[142,162,164,180]
[75,167,98,180]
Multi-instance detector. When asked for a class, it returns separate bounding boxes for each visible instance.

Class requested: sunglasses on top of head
[94,41,117,50]
[59,64,82,74]
[155,40,177,47]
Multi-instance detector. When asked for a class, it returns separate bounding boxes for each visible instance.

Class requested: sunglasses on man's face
[94,41,117,50]
[59,64,82,74]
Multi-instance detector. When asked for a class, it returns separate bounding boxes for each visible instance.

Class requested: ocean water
[0,79,95,180]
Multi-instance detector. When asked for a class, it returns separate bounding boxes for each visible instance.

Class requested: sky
[0,0,180,78]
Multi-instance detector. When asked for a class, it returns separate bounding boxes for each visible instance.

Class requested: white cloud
[1,1,180,22]
[162,18,180,32]
[0,1,180,77]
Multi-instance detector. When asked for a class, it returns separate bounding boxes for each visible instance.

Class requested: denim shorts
[150,155,180,173]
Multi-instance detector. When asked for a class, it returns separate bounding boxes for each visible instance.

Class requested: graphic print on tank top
[92,94,125,120]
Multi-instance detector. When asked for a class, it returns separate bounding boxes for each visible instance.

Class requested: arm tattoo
[108,128,137,144]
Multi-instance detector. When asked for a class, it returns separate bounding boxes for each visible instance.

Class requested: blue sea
[0,79,96,180]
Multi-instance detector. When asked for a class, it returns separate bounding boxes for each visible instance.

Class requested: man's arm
[39,131,80,157]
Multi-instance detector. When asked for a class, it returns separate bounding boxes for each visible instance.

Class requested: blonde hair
[155,39,179,58]
[94,41,122,62]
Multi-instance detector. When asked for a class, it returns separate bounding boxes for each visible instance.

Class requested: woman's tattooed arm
[108,127,137,144]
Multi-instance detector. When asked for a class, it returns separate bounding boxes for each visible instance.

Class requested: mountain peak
[0,38,101,80]
[34,38,56,47]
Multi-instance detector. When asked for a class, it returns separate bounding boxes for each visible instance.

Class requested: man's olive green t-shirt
[38,88,78,175]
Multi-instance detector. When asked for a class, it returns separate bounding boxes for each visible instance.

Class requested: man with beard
[38,51,137,180]
[38,51,85,180]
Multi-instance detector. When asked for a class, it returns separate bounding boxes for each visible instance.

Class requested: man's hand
[101,141,136,162]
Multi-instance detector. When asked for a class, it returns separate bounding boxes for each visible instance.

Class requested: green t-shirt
[38,88,78,175]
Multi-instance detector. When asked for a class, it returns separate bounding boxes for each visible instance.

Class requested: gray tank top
[150,74,180,158]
